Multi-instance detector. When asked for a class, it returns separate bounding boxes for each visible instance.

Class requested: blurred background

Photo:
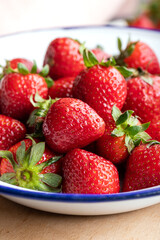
[0,0,159,35]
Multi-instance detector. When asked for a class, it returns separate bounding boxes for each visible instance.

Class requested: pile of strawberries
[128,0,160,30]
[0,36,160,194]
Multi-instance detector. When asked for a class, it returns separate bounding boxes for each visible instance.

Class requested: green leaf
[0,173,17,185]
[0,151,16,168]
[34,92,46,103]
[18,63,29,75]
[16,141,26,165]
[79,42,86,55]
[141,76,153,86]
[127,122,150,137]
[111,128,125,137]
[125,135,135,153]
[36,155,62,172]
[83,49,99,68]
[118,38,122,52]
[27,109,38,127]
[135,131,151,142]
[101,57,116,67]
[111,105,122,122]
[44,77,54,88]
[31,60,37,73]
[29,142,45,167]
[41,173,62,188]
[39,64,49,77]
[116,66,133,78]
[116,110,133,126]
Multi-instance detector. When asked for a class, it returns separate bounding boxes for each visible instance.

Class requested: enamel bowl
[0,25,160,215]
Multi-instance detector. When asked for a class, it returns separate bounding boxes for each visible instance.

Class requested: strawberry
[62,148,120,194]
[115,39,160,75]
[0,115,26,150]
[42,97,105,153]
[73,50,129,126]
[123,141,160,192]
[123,75,160,123]
[48,76,75,98]
[96,106,150,164]
[128,14,156,29]
[0,58,34,79]
[0,63,49,120]
[91,47,110,62]
[0,138,62,192]
[146,121,160,142]
[43,37,85,79]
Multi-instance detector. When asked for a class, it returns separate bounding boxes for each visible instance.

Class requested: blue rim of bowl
[0,24,159,39]
[0,182,160,202]
[0,25,160,203]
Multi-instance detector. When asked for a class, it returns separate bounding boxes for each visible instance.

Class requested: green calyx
[111,105,151,153]
[82,48,133,78]
[0,60,53,88]
[114,38,138,66]
[0,141,62,192]
[27,93,58,138]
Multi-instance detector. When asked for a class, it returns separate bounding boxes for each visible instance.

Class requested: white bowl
[0,25,160,215]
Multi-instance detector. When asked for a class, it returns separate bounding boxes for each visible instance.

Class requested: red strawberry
[123,75,160,123]
[91,48,110,62]
[42,98,105,153]
[0,64,48,120]
[48,77,75,98]
[116,39,160,75]
[73,50,128,126]
[62,148,120,194]
[146,121,160,141]
[0,58,36,80]
[123,142,160,192]
[96,106,149,164]
[0,115,26,151]
[129,14,156,29]
[43,37,85,79]
[0,138,62,192]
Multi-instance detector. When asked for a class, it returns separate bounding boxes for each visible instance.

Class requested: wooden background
[0,196,160,240]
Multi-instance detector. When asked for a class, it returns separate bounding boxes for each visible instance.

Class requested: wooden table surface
[0,196,160,240]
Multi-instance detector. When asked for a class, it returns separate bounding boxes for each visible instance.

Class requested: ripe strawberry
[73,50,129,126]
[128,14,156,29]
[96,106,150,164]
[146,121,160,142]
[48,77,75,98]
[123,75,160,123]
[0,58,34,79]
[0,115,26,150]
[43,37,85,79]
[42,98,105,153]
[123,142,160,192]
[0,138,62,192]
[62,148,120,194]
[0,63,49,120]
[91,48,110,62]
[116,39,160,75]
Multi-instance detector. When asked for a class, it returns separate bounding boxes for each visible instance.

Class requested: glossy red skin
[43,98,105,153]
[73,65,127,126]
[1,139,62,175]
[123,76,160,123]
[124,41,160,75]
[9,58,34,72]
[129,14,156,29]
[48,77,75,98]
[0,115,26,150]
[146,121,160,141]
[96,133,128,165]
[43,38,85,79]
[123,144,160,192]
[0,73,48,120]
[91,48,110,62]
[62,148,120,194]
